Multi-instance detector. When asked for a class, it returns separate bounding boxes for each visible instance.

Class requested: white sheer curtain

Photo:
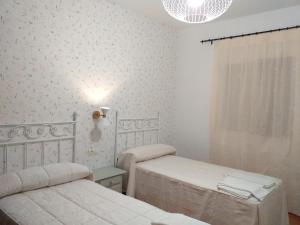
[210,29,300,215]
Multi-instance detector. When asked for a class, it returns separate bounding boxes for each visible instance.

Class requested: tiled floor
[289,213,300,225]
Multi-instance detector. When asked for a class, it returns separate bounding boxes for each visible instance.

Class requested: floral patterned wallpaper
[0,0,177,173]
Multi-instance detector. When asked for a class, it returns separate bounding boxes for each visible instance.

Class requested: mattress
[0,178,207,225]
[134,155,289,225]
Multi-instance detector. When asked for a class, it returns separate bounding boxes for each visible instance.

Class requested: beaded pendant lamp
[162,0,233,24]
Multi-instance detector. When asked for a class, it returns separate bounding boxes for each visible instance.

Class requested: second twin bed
[117,145,288,225]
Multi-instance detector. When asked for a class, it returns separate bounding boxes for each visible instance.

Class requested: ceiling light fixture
[162,0,233,24]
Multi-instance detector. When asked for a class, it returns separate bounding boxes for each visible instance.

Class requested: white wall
[175,5,300,161]
[0,0,177,173]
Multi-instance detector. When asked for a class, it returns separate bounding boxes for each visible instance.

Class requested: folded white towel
[151,213,209,225]
[229,171,277,189]
[217,176,270,201]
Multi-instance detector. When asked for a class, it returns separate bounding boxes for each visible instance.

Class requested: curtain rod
[201,25,300,45]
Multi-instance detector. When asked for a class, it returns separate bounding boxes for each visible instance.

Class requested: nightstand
[93,166,127,193]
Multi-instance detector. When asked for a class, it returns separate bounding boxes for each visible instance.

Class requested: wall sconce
[92,107,110,127]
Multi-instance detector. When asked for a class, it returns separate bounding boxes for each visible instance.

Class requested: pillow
[17,166,49,192]
[0,173,22,198]
[45,163,91,186]
[124,144,176,163]
[0,163,92,199]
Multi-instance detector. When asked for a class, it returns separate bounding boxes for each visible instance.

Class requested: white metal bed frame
[114,112,160,165]
[0,113,77,174]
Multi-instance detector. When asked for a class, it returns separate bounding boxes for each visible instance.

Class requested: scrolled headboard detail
[0,113,77,174]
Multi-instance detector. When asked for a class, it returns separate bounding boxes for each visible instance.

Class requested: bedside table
[93,166,127,193]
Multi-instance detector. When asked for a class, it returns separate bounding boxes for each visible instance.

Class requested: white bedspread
[0,179,208,225]
[134,156,289,225]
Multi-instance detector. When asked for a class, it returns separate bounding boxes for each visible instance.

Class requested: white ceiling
[110,0,300,29]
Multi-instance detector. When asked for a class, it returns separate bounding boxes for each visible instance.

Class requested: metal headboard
[0,113,77,174]
[114,112,160,165]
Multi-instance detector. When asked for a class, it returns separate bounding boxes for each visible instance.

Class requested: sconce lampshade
[100,107,110,117]
[99,107,110,127]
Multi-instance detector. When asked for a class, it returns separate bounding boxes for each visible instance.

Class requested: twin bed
[0,114,207,225]
[117,145,288,225]
[0,163,205,225]
[115,114,289,225]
